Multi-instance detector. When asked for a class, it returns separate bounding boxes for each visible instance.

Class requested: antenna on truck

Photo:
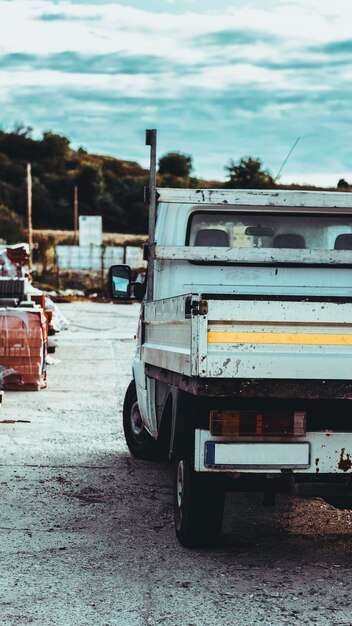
[145,129,157,301]
[274,137,300,182]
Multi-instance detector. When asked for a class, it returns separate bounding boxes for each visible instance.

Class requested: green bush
[0,203,25,244]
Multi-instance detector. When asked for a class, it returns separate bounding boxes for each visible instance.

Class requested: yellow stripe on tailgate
[207,331,352,345]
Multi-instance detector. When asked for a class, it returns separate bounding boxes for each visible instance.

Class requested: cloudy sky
[0,0,351,185]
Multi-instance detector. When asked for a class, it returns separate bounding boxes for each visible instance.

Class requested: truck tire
[174,458,225,547]
[123,380,158,460]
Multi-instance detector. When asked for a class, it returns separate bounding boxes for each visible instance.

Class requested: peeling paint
[195,189,205,202]
[338,448,352,472]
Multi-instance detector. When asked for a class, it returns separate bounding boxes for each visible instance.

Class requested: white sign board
[79,216,103,247]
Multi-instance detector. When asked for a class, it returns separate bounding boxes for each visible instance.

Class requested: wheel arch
[155,385,195,461]
[169,389,198,460]
[157,390,174,459]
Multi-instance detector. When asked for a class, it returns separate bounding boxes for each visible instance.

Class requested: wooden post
[145,129,157,302]
[101,245,105,290]
[74,185,78,245]
[27,163,33,269]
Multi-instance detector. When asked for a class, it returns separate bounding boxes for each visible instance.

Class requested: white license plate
[205,442,310,469]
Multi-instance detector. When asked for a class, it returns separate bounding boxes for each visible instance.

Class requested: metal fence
[56,245,146,271]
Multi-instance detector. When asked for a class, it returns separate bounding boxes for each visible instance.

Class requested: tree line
[0,125,344,243]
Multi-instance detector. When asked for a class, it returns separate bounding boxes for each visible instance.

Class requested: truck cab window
[188,210,352,252]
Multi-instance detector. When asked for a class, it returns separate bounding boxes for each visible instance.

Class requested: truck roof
[156,188,352,210]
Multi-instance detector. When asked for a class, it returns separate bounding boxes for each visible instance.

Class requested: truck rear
[110,131,352,547]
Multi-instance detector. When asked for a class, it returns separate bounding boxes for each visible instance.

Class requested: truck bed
[143,294,352,380]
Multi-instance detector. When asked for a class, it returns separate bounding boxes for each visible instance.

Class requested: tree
[0,204,24,243]
[12,123,33,138]
[337,178,350,189]
[225,157,275,189]
[74,162,104,208]
[158,152,193,177]
[41,131,70,160]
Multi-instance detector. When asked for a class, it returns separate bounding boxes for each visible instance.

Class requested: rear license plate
[205,442,310,469]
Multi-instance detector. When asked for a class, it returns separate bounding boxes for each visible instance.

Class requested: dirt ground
[0,301,351,626]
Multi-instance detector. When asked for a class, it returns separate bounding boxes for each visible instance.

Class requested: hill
[0,126,348,237]
[0,126,149,234]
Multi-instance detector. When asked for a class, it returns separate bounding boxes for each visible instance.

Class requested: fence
[56,245,146,271]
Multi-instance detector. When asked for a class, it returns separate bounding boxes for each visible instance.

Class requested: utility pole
[74,185,78,245]
[27,163,33,269]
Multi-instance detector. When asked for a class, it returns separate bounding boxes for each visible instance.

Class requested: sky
[0,0,351,186]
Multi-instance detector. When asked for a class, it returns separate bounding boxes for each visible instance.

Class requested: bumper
[194,429,352,475]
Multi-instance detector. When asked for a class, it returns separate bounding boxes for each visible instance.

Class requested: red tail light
[210,410,306,437]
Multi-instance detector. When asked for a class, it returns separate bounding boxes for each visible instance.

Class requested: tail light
[210,410,306,437]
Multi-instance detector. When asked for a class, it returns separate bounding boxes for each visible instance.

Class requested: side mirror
[108,265,132,300]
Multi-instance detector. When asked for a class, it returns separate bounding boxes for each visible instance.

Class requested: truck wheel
[123,380,158,460]
[174,458,225,547]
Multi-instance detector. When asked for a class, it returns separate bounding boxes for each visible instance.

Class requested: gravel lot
[0,301,351,626]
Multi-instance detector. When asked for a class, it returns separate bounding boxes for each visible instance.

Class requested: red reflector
[210,410,306,437]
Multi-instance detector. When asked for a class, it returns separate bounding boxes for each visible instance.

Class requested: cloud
[254,55,352,71]
[318,39,352,55]
[38,12,99,21]
[1,0,351,185]
[0,52,171,75]
[196,28,277,47]
[1,75,350,185]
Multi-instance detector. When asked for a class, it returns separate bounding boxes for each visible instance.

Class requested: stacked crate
[0,308,47,391]
[0,277,26,297]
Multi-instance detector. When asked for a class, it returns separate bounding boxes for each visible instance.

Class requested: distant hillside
[0,126,347,235]
[0,126,149,233]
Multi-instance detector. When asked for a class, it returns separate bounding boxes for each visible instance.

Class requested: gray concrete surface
[0,301,351,626]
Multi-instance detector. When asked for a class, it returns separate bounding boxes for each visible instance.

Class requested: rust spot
[196,189,205,202]
[338,448,352,472]
[315,458,320,473]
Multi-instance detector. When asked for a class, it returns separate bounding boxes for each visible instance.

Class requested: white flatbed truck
[109,130,352,546]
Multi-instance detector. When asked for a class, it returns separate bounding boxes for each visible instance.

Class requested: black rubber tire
[122,380,158,460]
[174,457,225,547]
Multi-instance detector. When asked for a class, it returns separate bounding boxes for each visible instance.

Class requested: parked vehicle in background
[110,130,352,547]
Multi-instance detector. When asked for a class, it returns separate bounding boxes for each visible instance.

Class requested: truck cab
[110,133,352,547]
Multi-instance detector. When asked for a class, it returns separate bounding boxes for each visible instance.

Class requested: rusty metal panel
[204,442,311,470]
[195,429,352,474]
[144,367,352,399]
[144,295,190,323]
[195,310,207,378]
[207,298,352,324]
[156,188,352,208]
[190,310,199,377]
[142,295,352,381]
[155,245,352,266]
[142,295,195,376]
[204,298,352,380]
